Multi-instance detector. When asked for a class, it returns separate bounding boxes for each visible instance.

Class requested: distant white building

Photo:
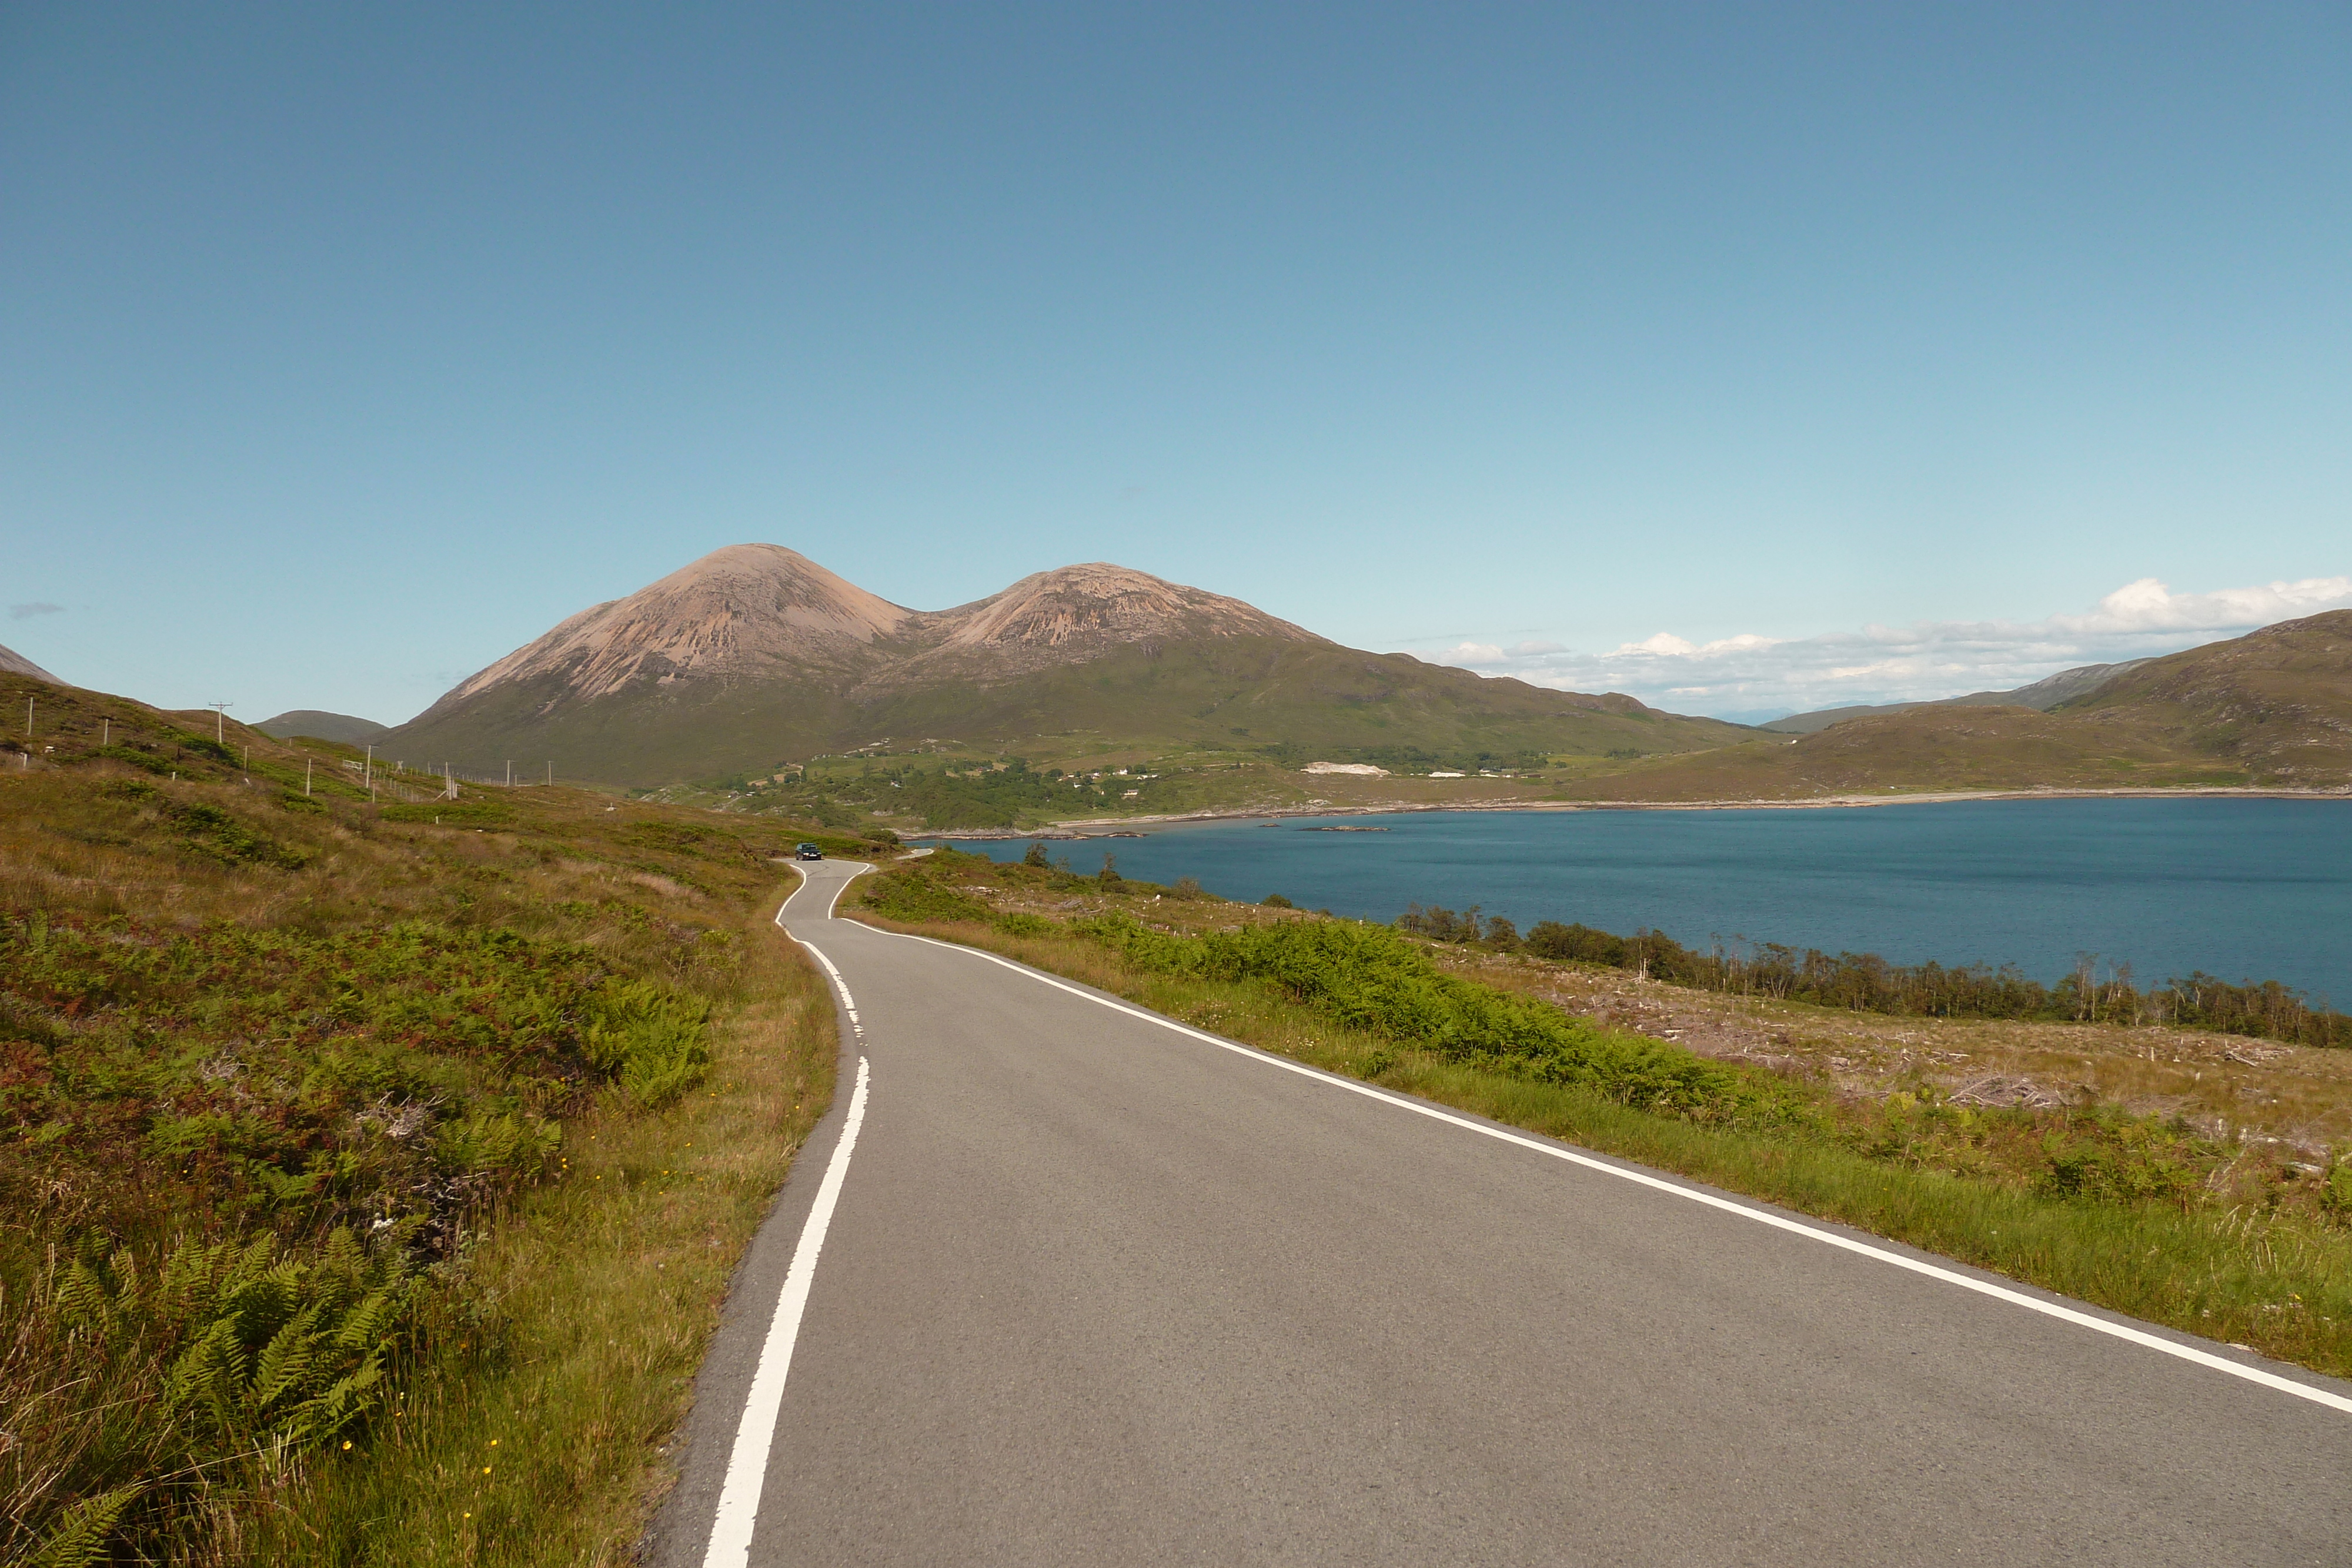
[1301,761,1389,777]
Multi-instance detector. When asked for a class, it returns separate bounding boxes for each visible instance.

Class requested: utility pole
[505,761,512,788]
[101,719,108,747]
[209,702,232,742]
[546,761,552,785]
[24,697,31,735]
[306,759,312,797]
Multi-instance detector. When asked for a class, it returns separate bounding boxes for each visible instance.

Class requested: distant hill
[256,710,390,745]
[1561,706,2234,802]
[1760,659,2153,734]
[2057,610,2352,785]
[382,544,1747,785]
[0,640,62,684]
[1564,612,2352,801]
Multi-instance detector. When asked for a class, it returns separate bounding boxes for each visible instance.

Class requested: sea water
[930,798,2352,1001]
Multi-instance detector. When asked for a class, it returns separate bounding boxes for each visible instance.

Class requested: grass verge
[2,674,853,1564]
[249,926,833,1564]
[846,855,2352,1380]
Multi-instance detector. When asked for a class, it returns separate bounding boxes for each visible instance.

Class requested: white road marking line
[699,870,883,1564]
[874,927,2352,1418]
[777,865,871,1027]
[702,1048,872,1566]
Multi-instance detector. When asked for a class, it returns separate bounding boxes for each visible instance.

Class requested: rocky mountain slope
[382,545,1745,785]
[435,544,915,706]
[0,640,61,684]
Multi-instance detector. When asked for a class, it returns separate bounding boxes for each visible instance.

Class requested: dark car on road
[796,842,824,861]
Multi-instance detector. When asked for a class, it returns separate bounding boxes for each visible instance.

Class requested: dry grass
[2,676,851,1563]
[249,918,835,1566]
[1447,952,2352,1158]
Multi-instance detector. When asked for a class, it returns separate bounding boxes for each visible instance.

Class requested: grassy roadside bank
[248,931,835,1565]
[844,850,2352,1379]
[2,676,861,1564]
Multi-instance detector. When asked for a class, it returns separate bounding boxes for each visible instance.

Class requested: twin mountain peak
[389,544,1712,784]
[445,545,1322,703]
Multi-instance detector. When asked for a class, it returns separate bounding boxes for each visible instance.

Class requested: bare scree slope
[385,545,1743,784]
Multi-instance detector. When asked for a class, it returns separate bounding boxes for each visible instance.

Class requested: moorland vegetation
[0,673,883,1566]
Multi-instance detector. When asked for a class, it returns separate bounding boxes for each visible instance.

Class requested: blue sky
[5,3,2347,724]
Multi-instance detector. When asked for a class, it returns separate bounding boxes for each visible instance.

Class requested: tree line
[1394,904,2348,1049]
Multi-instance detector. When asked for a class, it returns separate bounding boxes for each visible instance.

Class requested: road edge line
[700,867,880,1566]
[873,924,2352,1417]
[700,1051,870,1566]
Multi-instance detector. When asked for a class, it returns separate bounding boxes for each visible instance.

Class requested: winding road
[652,860,2351,1566]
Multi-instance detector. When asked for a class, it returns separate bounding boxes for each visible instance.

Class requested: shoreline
[914,784,2352,840]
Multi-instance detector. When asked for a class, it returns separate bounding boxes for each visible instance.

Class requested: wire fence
[336,760,562,801]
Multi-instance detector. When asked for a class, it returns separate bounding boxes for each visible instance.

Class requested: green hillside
[1556,705,2244,802]
[1554,610,2352,803]
[255,708,390,745]
[2058,609,2352,784]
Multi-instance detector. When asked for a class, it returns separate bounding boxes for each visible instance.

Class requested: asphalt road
[653,860,2352,1567]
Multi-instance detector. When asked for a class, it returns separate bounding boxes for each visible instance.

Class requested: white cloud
[2055,575,2352,634]
[1402,574,2352,721]
[1616,631,1695,656]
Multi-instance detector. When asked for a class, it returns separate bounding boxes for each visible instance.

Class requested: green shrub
[862,874,993,925]
[1074,914,1778,1123]
[583,981,711,1108]
[93,744,173,776]
[2323,1162,2352,1219]
[995,912,1055,938]
[21,1229,417,1560]
[165,801,308,870]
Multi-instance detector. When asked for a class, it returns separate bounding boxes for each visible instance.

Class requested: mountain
[0,641,62,684]
[435,544,913,704]
[1759,659,2153,734]
[867,562,1323,690]
[382,545,1746,785]
[256,710,390,745]
[1564,611,2352,801]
